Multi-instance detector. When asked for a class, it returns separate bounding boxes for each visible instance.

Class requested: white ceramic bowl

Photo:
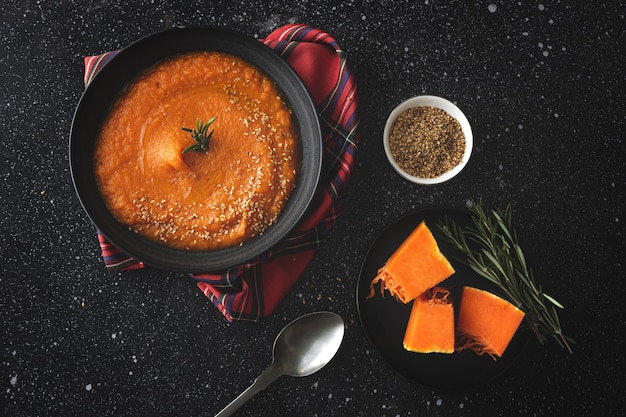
[383,95,473,185]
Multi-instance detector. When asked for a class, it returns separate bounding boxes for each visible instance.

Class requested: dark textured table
[2,1,625,416]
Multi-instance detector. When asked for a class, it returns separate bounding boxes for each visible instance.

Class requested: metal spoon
[214,311,345,417]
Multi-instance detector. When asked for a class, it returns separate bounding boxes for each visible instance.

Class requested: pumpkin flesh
[368,221,455,303]
[456,286,526,358]
[403,287,455,354]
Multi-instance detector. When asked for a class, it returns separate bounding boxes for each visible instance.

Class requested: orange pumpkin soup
[94,51,298,250]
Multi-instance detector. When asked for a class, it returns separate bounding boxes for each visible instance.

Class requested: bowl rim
[69,26,322,272]
[383,95,473,185]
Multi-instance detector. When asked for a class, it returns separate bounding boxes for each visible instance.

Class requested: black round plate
[70,26,322,272]
[356,207,529,390]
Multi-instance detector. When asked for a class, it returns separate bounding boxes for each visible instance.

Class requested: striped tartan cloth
[84,24,360,321]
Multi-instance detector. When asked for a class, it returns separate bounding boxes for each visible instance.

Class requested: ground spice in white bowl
[383,96,473,185]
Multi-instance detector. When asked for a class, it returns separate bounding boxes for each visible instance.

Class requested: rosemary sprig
[438,199,574,353]
[181,116,217,154]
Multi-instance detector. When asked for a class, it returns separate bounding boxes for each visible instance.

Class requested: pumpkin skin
[403,287,455,354]
[368,221,455,303]
[456,286,526,358]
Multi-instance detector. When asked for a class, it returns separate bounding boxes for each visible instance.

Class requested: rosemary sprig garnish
[181,116,217,154]
[438,199,574,353]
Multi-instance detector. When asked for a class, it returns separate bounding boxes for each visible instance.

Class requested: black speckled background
[2,1,624,416]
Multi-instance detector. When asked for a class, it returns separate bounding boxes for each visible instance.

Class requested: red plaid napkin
[84,24,360,321]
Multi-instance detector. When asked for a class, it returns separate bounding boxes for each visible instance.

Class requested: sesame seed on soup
[94,51,298,250]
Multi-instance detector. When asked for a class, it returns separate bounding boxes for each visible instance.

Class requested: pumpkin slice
[403,287,455,354]
[368,221,455,303]
[456,286,526,358]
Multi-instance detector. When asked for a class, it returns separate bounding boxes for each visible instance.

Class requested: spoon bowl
[215,311,344,416]
[273,311,345,377]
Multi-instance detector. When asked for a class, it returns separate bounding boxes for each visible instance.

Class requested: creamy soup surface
[94,51,298,250]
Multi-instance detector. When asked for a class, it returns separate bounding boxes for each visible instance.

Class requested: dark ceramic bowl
[70,27,322,272]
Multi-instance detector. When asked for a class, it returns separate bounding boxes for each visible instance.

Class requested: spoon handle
[214,363,282,417]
